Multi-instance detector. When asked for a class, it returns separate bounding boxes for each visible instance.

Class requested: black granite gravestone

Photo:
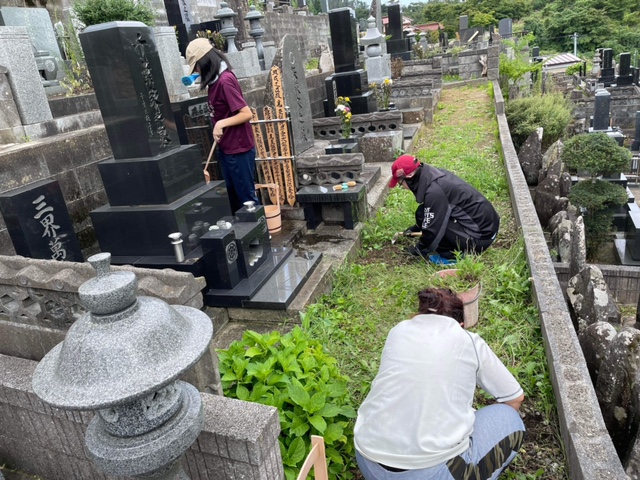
[329,8,358,73]
[385,3,411,60]
[324,8,376,116]
[600,48,615,86]
[617,52,634,86]
[80,22,180,160]
[632,112,640,152]
[0,179,83,262]
[592,89,611,131]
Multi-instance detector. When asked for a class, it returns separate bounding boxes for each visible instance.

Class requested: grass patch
[300,85,567,478]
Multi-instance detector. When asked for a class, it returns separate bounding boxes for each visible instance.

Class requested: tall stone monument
[600,48,615,86]
[385,3,411,60]
[324,8,376,116]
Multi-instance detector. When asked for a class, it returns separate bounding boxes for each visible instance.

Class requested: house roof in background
[544,52,581,67]
[414,22,444,32]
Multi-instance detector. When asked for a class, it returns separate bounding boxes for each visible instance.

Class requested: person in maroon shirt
[186,38,260,213]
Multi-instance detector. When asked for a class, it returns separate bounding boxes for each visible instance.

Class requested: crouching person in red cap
[389,155,500,264]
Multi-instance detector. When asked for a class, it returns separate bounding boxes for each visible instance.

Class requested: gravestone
[616,52,633,86]
[0,179,84,262]
[385,3,411,60]
[153,26,189,102]
[0,66,21,144]
[267,35,314,154]
[0,27,53,125]
[600,48,615,86]
[592,88,611,131]
[163,0,197,55]
[324,8,376,116]
[498,18,512,37]
[0,7,64,85]
[631,112,640,151]
[81,21,321,309]
[459,15,468,31]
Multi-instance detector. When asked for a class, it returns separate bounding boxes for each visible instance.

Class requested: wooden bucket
[256,183,281,234]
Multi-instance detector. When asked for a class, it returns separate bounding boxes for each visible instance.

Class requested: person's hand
[213,123,224,142]
[403,225,420,236]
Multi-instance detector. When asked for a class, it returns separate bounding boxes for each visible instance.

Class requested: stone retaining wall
[0,354,283,480]
[494,82,627,479]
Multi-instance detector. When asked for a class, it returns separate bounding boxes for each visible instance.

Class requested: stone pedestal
[366,54,391,85]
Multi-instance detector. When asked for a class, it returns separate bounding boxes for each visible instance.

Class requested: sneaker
[428,254,456,265]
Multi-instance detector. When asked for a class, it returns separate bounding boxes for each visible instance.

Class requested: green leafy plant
[369,78,393,110]
[563,133,631,259]
[73,0,155,27]
[505,92,573,151]
[429,254,484,292]
[305,57,319,71]
[562,132,631,178]
[565,62,583,76]
[217,327,357,480]
[59,19,94,95]
[196,29,225,51]
[335,96,352,139]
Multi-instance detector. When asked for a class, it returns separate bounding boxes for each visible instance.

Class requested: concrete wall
[494,82,627,479]
[0,353,284,480]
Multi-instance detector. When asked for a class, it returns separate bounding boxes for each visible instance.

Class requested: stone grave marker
[329,7,358,73]
[0,27,53,125]
[616,52,633,85]
[600,48,615,86]
[266,34,314,154]
[0,179,84,262]
[385,3,411,60]
[459,15,468,31]
[498,18,512,37]
[369,0,382,38]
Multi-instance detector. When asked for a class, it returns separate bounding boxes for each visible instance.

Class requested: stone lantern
[215,2,239,54]
[32,252,213,479]
[245,5,266,70]
[361,16,384,58]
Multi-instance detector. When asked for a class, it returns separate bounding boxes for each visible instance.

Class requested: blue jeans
[217,147,260,214]
[356,404,525,480]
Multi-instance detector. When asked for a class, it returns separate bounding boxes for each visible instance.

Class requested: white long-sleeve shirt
[354,314,523,470]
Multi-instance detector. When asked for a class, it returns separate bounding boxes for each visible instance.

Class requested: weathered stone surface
[401,107,423,124]
[579,321,617,383]
[548,210,569,233]
[359,130,403,163]
[539,139,563,183]
[0,67,20,130]
[559,171,573,197]
[518,127,543,185]
[552,218,573,262]
[567,264,620,330]
[534,174,567,228]
[569,216,587,278]
[596,327,640,457]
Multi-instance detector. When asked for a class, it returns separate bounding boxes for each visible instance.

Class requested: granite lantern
[31,252,213,479]
[215,2,238,53]
[245,6,265,70]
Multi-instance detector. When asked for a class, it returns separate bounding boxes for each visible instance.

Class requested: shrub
[217,327,357,480]
[568,179,628,259]
[506,92,573,151]
[561,132,631,178]
[73,0,155,27]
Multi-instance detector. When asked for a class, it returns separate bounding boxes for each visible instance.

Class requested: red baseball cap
[389,155,421,188]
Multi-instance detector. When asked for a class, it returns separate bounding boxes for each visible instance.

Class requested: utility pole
[573,32,578,56]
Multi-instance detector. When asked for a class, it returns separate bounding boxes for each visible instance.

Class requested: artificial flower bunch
[370,78,393,110]
[335,96,352,139]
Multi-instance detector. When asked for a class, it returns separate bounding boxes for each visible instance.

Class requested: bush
[217,327,357,480]
[506,92,573,151]
[73,0,155,27]
[568,179,628,259]
[561,132,632,178]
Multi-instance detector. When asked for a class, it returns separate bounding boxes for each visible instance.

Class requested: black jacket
[407,164,500,252]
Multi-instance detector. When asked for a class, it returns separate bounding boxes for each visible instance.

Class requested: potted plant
[429,254,483,328]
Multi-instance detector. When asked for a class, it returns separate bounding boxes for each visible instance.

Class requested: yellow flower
[338,96,344,101]
[384,78,392,85]
[345,112,352,119]
[370,82,377,87]
[345,97,351,102]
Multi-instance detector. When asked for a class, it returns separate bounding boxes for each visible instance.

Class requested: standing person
[389,155,500,264]
[354,288,526,480]
[185,38,260,213]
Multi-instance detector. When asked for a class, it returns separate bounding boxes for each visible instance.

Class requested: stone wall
[494,82,627,479]
[573,85,640,133]
[0,353,284,480]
